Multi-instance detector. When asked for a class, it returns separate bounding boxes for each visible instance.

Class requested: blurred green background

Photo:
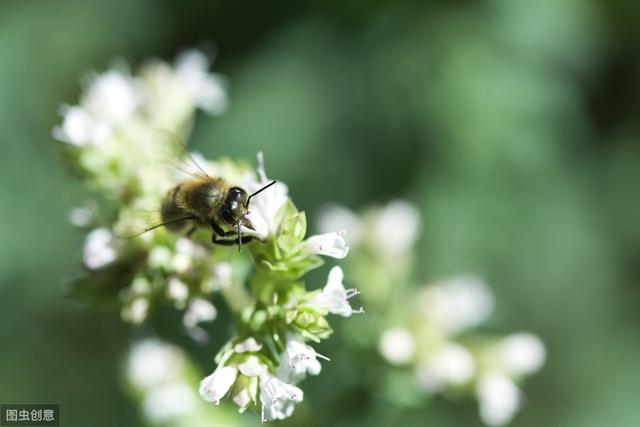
[1,0,640,426]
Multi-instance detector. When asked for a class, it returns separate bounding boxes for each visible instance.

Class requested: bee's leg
[211,235,254,246]
[210,219,236,237]
[185,226,197,237]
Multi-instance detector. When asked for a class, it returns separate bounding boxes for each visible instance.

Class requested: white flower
[238,356,267,377]
[147,246,173,269]
[128,339,183,389]
[242,152,289,240]
[142,383,196,424]
[277,335,323,384]
[199,365,238,405]
[476,373,522,427]
[415,343,476,391]
[310,266,363,317]
[417,275,494,336]
[259,374,303,422]
[378,327,416,365]
[68,206,93,227]
[167,277,189,305]
[183,298,217,330]
[174,50,227,115]
[126,297,149,324]
[83,227,118,269]
[302,231,349,259]
[231,356,265,413]
[82,69,139,124]
[53,105,112,146]
[317,204,363,246]
[499,333,546,376]
[234,337,263,353]
[370,200,420,253]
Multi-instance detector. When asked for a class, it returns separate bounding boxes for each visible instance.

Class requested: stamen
[315,352,331,361]
[346,288,360,299]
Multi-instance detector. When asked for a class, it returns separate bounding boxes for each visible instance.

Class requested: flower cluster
[198,164,361,420]
[55,50,360,421]
[318,202,545,426]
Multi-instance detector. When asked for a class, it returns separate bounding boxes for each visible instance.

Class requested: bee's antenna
[237,220,242,252]
[246,181,277,208]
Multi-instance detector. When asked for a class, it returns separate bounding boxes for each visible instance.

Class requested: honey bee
[137,149,276,250]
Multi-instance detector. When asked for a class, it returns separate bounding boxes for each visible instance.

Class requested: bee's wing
[113,204,196,240]
[155,129,213,180]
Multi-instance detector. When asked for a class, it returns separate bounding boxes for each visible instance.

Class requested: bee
[136,149,276,250]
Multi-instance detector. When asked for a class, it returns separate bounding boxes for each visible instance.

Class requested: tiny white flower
[199,365,238,405]
[83,69,139,124]
[167,277,189,305]
[476,373,522,427]
[128,339,183,389]
[277,335,324,384]
[310,266,363,317]
[499,333,546,376]
[417,275,494,336]
[183,298,217,330]
[415,343,476,391]
[259,374,303,422]
[142,383,196,424]
[174,50,228,115]
[68,206,93,227]
[53,105,111,146]
[83,227,118,269]
[238,356,268,377]
[317,204,363,246]
[171,253,192,274]
[378,327,416,365]
[242,152,289,240]
[128,297,149,324]
[234,337,263,353]
[370,200,420,253]
[147,246,173,269]
[302,231,349,259]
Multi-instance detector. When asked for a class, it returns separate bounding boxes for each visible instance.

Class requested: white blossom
[174,50,227,115]
[476,374,522,427]
[127,297,149,324]
[378,327,416,365]
[310,266,363,317]
[128,339,183,389]
[302,231,349,259]
[142,383,196,424]
[415,343,476,391]
[499,333,546,376]
[417,275,494,336]
[83,227,118,269]
[259,374,303,422]
[277,335,323,384]
[242,152,288,240]
[370,200,420,253]
[317,204,363,246]
[68,206,93,227]
[167,277,189,305]
[234,337,263,353]
[53,105,111,146]
[147,246,173,269]
[199,365,238,405]
[183,298,217,330]
[238,356,267,377]
[82,69,139,124]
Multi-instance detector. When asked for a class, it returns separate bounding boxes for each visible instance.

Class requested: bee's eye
[220,208,235,224]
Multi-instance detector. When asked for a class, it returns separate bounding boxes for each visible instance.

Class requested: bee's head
[220,187,251,227]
